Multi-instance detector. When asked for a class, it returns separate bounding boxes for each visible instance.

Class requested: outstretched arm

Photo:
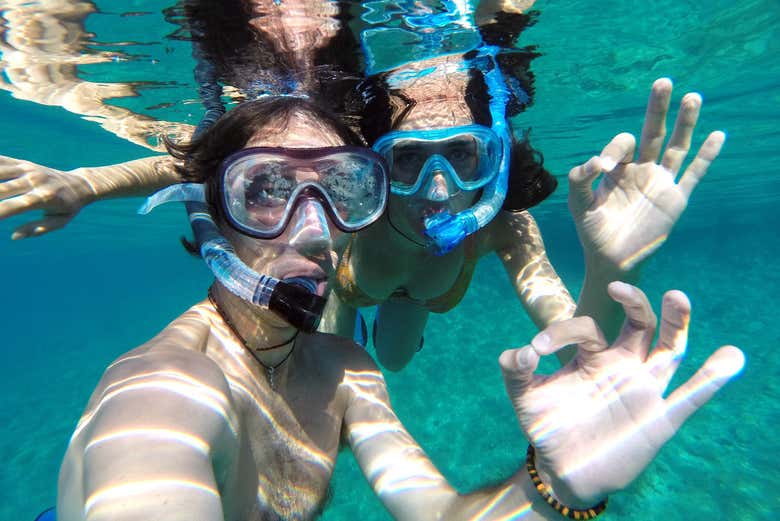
[57,312,238,521]
[569,78,724,341]
[491,210,578,363]
[344,282,743,520]
[494,210,577,329]
[0,154,180,238]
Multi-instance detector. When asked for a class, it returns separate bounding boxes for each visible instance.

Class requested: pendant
[267,366,276,390]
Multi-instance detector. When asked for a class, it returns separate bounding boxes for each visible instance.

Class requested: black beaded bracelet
[525,445,608,520]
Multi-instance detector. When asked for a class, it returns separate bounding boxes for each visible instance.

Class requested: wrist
[583,252,641,286]
[525,445,607,519]
[68,167,102,203]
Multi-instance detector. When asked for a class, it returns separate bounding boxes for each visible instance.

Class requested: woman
[53,93,745,521]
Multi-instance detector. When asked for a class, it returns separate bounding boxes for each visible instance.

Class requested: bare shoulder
[92,302,230,399]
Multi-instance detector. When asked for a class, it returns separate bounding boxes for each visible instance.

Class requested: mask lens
[220,148,388,237]
[317,155,384,226]
[376,126,501,196]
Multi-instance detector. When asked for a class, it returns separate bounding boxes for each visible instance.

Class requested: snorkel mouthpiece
[424,211,478,255]
[268,281,327,333]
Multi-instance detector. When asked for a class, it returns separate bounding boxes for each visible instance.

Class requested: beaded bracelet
[525,445,608,520]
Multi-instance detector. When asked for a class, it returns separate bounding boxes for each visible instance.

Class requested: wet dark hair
[166,96,363,208]
[355,10,556,213]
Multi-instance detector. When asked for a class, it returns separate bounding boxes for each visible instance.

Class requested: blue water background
[0,1,777,519]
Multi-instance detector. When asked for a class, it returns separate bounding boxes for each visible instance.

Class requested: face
[220,109,349,297]
[386,105,481,243]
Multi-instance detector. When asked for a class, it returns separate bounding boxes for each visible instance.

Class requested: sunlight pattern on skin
[70,373,236,441]
[618,234,668,270]
[467,484,533,521]
[85,429,210,456]
[515,255,577,321]
[499,212,577,325]
[342,370,398,411]
[537,351,744,479]
[342,369,447,495]
[206,316,336,474]
[84,479,220,517]
[525,358,640,442]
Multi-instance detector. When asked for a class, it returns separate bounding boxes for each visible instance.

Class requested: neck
[209,284,299,369]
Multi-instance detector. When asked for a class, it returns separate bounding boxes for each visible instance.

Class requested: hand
[568,78,724,271]
[0,155,95,238]
[499,282,744,507]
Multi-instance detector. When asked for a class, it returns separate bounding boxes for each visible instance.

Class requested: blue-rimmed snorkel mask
[373,123,502,197]
[379,47,512,255]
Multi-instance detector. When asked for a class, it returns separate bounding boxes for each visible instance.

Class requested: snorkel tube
[140,184,326,333]
[423,45,511,255]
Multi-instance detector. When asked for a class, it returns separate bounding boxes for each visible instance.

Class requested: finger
[499,346,541,396]
[600,132,637,174]
[607,281,657,359]
[664,345,745,432]
[638,78,673,163]
[646,290,690,392]
[11,214,73,240]
[568,156,602,216]
[0,193,43,220]
[661,93,702,176]
[0,177,33,199]
[532,316,608,357]
[677,130,726,199]
[0,155,34,180]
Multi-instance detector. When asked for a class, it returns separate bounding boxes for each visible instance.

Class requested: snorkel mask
[140,146,389,332]
[373,123,502,197]
[377,47,512,255]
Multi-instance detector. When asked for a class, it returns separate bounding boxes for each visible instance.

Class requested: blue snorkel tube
[140,39,326,333]
[423,45,511,255]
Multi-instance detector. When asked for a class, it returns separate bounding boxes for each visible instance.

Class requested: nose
[425,171,452,202]
[287,198,332,255]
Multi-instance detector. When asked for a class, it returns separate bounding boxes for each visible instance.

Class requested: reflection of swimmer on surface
[54,95,745,521]
[0,1,727,375]
[0,0,192,150]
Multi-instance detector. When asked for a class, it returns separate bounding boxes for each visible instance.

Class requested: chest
[224,372,345,520]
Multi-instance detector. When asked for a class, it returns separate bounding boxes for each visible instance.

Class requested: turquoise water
[1,1,778,520]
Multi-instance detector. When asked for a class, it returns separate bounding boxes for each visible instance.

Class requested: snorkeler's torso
[198,304,360,520]
[61,301,362,521]
[336,220,486,313]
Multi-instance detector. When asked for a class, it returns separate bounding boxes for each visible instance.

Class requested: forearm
[69,155,181,203]
[494,211,577,362]
[575,255,641,342]
[347,372,565,521]
[439,467,573,521]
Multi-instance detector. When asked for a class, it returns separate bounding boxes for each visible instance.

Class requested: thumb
[499,345,540,399]
[568,156,603,216]
[12,214,74,239]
